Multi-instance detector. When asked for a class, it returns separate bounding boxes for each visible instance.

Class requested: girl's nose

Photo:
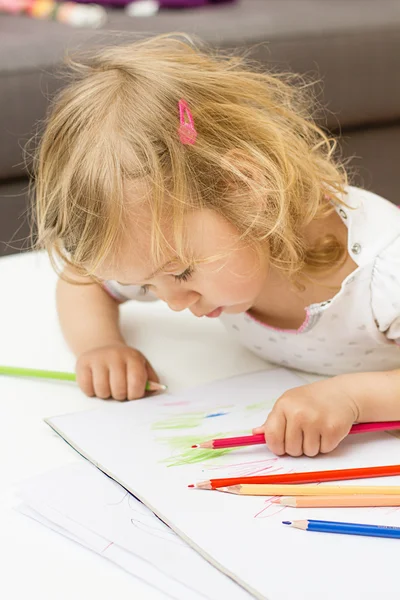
[165,289,200,312]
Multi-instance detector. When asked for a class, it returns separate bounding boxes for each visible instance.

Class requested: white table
[0,251,280,600]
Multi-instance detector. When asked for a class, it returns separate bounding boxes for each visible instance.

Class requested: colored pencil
[218,484,400,496]
[283,519,400,539]
[191,463,400,490]
[306,518,397,528]
[0,365,166,392]
[193,421,400,450]
[275,495,400,508]
[192,433,266,448]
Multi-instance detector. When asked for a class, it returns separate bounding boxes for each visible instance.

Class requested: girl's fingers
[109,361,129,401]
[127,360,148,400]
[263,410,286,456]
[252,426,264,435]
[76,364,95,397]
[145,359,160,384]
[302,427,321,457]
[92,364,111,399]
[320,422,346,454]
[284,419,304,457]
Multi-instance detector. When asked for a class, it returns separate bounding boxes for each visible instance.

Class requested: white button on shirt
[103,187,400,376]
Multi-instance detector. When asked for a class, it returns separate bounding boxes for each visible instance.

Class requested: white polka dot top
[104,186,400,376]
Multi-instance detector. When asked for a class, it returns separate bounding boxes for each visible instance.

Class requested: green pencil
[0,365,166,392]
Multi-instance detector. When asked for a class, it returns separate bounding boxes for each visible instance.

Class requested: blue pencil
[308,519,390,529]
[283,519,400,539]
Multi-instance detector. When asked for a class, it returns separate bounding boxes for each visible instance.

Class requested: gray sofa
[2,0,400,255]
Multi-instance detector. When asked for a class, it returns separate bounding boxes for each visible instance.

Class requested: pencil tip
[188,484,195,488]
[282,521,292,525]
[191,444,199,448]
[146,381,168,392]
[195,481,211,490]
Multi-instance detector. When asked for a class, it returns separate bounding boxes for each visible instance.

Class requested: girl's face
[97,200,270,319]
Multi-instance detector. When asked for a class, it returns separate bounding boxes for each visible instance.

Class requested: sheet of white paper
[46,368,400,600]
[16,502,177,600]
[16,462,251,600]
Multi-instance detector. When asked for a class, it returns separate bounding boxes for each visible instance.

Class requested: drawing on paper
[152,412,206,430]
[206,456,291,478]
[157,433,247,467]
[152,408,232,431]
[108,489,187,545]
[245,400,273,411]
[205,456,296,519]
[127,495,186,545]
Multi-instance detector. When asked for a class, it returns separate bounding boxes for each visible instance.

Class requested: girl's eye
[174,266,194,283]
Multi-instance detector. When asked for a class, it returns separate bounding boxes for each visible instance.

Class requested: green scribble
[152,412,205,430]
[245,400,271,411]
[165,446,233,467]
[159,432,245,467]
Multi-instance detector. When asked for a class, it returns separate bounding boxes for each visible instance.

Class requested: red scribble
[366,506,400,517]
[204,457,298,518]
[385,507,400,515]
[254,499,287,519]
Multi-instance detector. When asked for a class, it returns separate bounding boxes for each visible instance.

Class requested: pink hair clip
[178,99,197,145]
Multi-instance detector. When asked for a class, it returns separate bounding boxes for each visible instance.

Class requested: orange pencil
[275,495,400,508]
[190,464,400,490]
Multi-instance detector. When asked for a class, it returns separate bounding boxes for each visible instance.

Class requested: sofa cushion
[2,0,400,178]
[0,178,32,255]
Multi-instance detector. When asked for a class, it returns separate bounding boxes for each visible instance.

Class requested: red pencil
[192,421,400,450]
[190,463,400,490]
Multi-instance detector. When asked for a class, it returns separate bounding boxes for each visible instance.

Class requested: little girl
[34,35,400,458]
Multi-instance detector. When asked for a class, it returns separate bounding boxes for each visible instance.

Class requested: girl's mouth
[205,307,223,318]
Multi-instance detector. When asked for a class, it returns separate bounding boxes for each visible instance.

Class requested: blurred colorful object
[160,0,236,5]
[151,0,236,5]
[77,0,236,7]
[0,0,107,25]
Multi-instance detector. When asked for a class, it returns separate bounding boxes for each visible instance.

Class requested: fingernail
[146,381,167,392]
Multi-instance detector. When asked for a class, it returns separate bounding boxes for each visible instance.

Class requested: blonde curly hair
[33,33,349,280]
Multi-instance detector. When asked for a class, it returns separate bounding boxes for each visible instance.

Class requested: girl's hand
[75,343,159,401]
[253,378,360,457]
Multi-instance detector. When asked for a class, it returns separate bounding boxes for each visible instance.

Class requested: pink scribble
[162,401,191,407]
[101,541,114,553]
[207,457,295,479]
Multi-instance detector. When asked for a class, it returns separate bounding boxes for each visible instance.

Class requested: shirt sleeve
[102,280,158,304]
[371,235,400,345]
